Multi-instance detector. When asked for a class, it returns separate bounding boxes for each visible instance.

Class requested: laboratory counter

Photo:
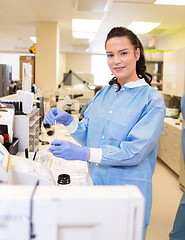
[158,117,185,189]
[164,117,183,130]
[15,118,93,186]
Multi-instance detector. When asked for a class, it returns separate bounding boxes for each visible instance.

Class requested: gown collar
[124,78,148,88]
[113,78,148,92]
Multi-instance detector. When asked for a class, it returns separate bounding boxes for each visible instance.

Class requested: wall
[59,53,66,86]
[0,52,91,88]
[36,22,59,90]
[66,53,91,73]
[157,28,185,50]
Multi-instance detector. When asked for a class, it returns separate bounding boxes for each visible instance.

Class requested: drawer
[164,150,180,175]
[164,123,182,142]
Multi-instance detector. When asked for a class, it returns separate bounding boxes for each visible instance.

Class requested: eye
[120,52,127,56]
[107,53,114,58]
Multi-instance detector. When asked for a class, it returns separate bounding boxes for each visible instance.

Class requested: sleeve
[70,88,104,145]
[70,105,92,146]
[80,100,92,118]
[181,91,185,119]
[98,95,166,167]
[181,91,185,163]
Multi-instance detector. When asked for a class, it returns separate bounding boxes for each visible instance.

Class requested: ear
[135,48,140,61]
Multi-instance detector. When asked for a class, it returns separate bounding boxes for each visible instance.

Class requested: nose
[114,54,121,64]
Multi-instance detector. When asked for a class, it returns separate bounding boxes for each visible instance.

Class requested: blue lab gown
[71,80,166,226]
[169,92,185,240]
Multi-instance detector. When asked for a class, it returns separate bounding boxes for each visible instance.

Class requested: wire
[30,180,39,239]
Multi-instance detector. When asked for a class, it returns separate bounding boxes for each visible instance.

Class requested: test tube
[54,120,57,140]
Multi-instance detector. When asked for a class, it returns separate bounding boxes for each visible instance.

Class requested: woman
[44,27,166,239]
[169,91,185,240]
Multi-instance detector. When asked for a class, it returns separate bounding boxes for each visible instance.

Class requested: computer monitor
[0,185,144,240]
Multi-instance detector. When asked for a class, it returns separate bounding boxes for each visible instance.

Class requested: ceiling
[0,0,185,54]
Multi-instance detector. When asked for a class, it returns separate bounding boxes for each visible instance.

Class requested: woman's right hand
[43,107,74,126]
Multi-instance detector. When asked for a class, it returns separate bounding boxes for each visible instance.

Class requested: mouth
[114,66,125,71]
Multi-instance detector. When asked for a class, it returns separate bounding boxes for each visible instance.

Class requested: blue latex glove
[43,108,74,126]
[49,140,90,161]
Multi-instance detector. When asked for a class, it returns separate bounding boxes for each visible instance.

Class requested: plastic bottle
[57,174,71,186]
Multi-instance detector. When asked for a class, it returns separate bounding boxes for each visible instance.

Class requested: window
[91,55,112,86]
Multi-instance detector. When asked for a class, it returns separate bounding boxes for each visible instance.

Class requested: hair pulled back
[105,27,152,89]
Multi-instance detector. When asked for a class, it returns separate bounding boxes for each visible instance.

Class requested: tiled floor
[146,158,183,240]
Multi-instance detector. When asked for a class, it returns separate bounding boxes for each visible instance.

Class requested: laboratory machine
[0,143,145,240]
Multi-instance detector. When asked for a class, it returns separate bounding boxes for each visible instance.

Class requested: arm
[100,101,165,166]
[67,93,165,166]
[181,91,185,119]
[88,96,166,166]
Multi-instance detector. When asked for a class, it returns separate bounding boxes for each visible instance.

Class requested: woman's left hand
[49,140,90,161]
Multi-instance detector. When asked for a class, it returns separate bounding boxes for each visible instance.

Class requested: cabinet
[163,48,185,97]
[158,119,182,175]
[13,107,40,152]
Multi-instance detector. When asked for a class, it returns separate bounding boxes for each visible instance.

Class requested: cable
[30,180,39,239]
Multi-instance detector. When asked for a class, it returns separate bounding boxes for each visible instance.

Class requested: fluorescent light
[72,19,101,32]
[127,22,160,34]
[30,37,36,43]
[154,0,185,5]
[72,32,95,40]
[72,19,101,40]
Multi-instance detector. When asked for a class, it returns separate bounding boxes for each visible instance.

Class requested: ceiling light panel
[154,0,185,5]
[72,19,101,39]
[127,21,160,34]
[72,19,101,32]
[113,0,154,2]
[72,32,96,40]
[30,37,36,43]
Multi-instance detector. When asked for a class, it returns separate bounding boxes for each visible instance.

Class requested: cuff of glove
[65,119,78,133]
[89,148,102,163]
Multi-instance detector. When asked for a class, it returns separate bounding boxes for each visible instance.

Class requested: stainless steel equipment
[0,64,12,97]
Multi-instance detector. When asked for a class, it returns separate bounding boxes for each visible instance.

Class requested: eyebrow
[106,48,129,54]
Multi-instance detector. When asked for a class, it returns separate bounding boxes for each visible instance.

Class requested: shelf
[146,61,163,64]
[152,73,162,76]
[14,107,40,152]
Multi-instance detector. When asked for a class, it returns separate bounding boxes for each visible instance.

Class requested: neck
[118,74,140,87]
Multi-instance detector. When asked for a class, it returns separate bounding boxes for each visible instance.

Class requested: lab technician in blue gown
[79,85,102,119]
[44,27,166,239]
[169,92,185,240]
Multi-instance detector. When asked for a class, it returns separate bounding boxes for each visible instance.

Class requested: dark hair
[105,27,152,90]
[94,85,102,95]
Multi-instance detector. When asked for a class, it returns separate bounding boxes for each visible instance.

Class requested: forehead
[105,36,133,51]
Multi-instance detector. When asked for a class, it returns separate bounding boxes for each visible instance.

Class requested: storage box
[4,137,19,155]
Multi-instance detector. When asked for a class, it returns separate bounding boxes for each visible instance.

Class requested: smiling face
[105,36,140,86]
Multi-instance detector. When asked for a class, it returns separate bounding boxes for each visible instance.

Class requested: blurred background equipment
[58,70,95,90]
[0,64,12,97]
[29,45,36,54]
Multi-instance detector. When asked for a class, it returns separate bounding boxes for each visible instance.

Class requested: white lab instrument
[0,184,144,240]
[22,62,32,92]
[9,155,55,186]
[166,107,179,118]
[56,95,80,113]
[17,90,34,114]
[0,143,55,185]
